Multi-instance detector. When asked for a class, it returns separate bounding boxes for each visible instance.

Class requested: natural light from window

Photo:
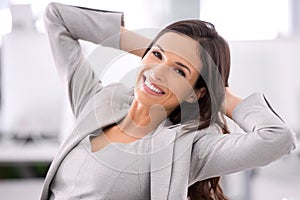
[199,0,290,40]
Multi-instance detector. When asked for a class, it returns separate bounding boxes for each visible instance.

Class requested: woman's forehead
[154,32,201,70]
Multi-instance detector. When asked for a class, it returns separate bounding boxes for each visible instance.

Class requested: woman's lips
[143,76,165,96]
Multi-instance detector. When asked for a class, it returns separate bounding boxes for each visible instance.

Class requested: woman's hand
[224,87,242,119]
[120,26,151,57]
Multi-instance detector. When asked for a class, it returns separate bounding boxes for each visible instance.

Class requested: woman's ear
[185,87,206,103]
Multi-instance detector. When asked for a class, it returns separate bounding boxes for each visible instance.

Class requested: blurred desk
[0,178,44,200]
[0,139,59,164]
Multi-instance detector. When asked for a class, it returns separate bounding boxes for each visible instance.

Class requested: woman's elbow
[43,2,61,26]
[282,126,297,153]
[265,125,297,155]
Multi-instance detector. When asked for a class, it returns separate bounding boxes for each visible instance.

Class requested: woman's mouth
[143,76,165,95]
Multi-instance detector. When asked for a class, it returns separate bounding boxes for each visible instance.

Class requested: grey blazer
[41,3,296,200]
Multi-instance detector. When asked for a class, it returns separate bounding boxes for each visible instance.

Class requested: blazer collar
[70,108,178,200]
[42,86,132,199]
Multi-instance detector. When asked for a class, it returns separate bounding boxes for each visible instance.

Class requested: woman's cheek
[168,86,189,104]
[170,75,194,95]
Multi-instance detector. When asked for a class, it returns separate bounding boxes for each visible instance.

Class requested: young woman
[41,2,296,200]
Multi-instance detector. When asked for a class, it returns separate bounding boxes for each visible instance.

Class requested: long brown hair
[143,20,231,199]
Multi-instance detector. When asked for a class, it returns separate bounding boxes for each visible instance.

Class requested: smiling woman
[40,2,296,200]
[135,32,202,113]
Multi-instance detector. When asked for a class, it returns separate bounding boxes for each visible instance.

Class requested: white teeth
[145,79,163,94]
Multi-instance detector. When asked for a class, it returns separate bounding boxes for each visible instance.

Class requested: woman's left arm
[189,90,297,183]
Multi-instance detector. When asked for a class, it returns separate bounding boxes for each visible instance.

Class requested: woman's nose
[150,64,168,81]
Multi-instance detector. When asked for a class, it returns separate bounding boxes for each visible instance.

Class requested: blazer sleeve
[189,92,297,184]
[43,2,124,117]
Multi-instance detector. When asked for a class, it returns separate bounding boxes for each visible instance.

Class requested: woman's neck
[118,100,168,137]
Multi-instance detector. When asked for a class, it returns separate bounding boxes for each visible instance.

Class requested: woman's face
[135,32,203,113]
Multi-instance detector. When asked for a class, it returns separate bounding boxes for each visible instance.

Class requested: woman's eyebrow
[154,44,165,52]
[154,44,191,74]
[175,62,191,74]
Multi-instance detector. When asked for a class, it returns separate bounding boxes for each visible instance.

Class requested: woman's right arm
[44,2,124,117]
[120,27,151,57]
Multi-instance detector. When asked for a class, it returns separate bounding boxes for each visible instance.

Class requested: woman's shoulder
[77,82,133,117]
[95,82,134,100]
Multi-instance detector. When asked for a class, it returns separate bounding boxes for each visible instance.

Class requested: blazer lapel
[150,127,177,200]
[41,85,132,199]
[56,83,133,168]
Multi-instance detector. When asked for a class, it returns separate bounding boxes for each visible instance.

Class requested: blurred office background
[0,0,299,199]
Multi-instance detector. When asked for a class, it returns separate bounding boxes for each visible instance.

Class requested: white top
[50,131,152,200]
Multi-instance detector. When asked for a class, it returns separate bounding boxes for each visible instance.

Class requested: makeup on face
[154,32,202,73]
[134,32,202,110]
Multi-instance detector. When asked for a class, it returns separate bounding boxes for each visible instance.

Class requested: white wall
[229,37,300,132]
[0,31,64,137]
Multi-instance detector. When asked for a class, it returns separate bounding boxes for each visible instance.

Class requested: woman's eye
[152,51,162,60]
[174,68,186,77]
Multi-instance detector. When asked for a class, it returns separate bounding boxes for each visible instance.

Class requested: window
[199,0,290,40]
